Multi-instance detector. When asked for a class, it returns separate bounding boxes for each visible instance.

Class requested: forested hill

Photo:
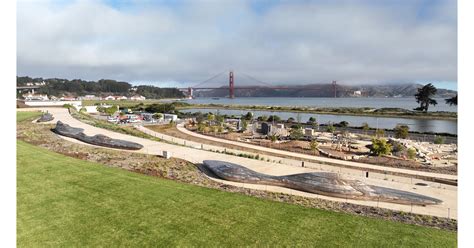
[17,76,185,99]
[192,83,457,98]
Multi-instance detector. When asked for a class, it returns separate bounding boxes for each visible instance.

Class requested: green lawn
[17,111,42,122]
[17,141,456,247]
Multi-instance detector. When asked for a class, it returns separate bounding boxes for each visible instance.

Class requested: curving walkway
[17,108,457,219]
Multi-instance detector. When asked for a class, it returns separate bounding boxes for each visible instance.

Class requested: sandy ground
[19,108,457,219]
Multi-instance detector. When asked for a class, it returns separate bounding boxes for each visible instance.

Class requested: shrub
[269,133,279,143]
[290,127,304,140]
[326,125,336,133]
[339,121,349,128]
[309,139,319,154]
[240,119,248,131]
[244,112,253,120]
[407,148,417,160]
[390,140,405,155]
[257,115,268,122]
[105,105,118,116]
[197,123,205,132]
[394,124,410,139]
[370,138,392,156]
[434,136,445,144]
[362,122,370,134]
[267,115,281,122]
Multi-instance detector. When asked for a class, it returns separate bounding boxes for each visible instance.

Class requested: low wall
[22,100,82,108]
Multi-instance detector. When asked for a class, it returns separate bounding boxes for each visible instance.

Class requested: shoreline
[79,99,457,120]
[177,104,458,121]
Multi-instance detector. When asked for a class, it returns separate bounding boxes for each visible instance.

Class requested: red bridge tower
[229,70,234,99]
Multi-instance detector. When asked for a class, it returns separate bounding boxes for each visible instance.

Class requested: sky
[17,0,457,90]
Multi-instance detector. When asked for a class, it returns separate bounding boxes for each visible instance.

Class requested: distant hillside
[17,76,185,99]
[193,83,457,98]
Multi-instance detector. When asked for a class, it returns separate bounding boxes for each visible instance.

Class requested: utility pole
[332,80,337,98]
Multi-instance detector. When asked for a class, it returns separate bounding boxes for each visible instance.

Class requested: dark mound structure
[52,121,144,150]
[202,160,442,206]
[36,113,54,122]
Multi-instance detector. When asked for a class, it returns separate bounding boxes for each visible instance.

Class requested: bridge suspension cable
[239,72,275,88]
[191,71,227,88]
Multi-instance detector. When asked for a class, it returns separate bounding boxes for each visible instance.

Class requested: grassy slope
[17,111,42,122]
[17,141,456,247]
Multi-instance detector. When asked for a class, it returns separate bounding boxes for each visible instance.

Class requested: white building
[353,90,362,96]
[304,128,315,136]
[103,95,128,100]
[269,126,289,137]
[23,93,49,101]
[81,105,99,113]
[163,114,178,121]
[79,95,100,100]
[130,95,146,101]
[60,96,77,101]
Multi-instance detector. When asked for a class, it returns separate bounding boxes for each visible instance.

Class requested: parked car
[129,119,141,123]
[107,117,118,123]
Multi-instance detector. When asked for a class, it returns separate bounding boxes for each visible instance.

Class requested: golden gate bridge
[179,71,338,98]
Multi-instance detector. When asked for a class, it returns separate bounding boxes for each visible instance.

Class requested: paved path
[18,108,457,219]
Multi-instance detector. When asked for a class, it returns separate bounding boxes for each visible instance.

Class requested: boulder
[37,113,54,122]
[52,121,143,150]
[202,160,442,206]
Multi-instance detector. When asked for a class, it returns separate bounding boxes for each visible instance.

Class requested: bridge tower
[187,87,193,98]
[332,80,337,98]
[229,70,235,98]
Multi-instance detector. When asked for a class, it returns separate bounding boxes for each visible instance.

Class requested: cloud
[17,0,457,86]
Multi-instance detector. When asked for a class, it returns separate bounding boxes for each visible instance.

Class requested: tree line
[17,76,184,99]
